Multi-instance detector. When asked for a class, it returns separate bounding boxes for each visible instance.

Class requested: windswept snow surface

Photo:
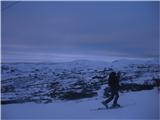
[2,89,159,119]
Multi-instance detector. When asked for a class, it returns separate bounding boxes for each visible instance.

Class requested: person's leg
[104,89,114,104]
[113,91,119,105]
[104,95,114,104]
[102,93,114,108]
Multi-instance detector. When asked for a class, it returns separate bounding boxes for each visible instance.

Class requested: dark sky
[1,1,159,62]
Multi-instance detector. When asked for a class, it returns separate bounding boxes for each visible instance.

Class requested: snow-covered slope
[2,88,159,119]
[1,58,159,119]
[1,60,108,80]
[1,59,159,104]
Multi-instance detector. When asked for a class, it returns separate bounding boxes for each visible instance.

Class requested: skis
[109,105,123,109]
[91,105,123,111]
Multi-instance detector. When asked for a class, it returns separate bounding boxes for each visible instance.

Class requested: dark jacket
[108,73,119,91]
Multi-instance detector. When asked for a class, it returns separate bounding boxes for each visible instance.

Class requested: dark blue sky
[1,1,159,62]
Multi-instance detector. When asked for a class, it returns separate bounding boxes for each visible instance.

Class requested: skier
[102,71,121,108]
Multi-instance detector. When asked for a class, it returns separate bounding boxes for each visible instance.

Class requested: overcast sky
[1,1,159,62]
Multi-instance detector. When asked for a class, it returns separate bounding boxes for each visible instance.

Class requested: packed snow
[2,89,159,119]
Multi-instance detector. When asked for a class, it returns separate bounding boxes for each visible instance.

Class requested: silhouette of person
[102,71,120,108]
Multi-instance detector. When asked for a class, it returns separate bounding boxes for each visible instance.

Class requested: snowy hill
[1,58,160,119]
[1,59,159,104]
[2,88,159,119]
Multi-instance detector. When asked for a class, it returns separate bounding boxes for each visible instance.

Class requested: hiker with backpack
[102,71,121,108]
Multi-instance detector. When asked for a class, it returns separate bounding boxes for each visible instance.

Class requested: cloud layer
[2,1,159,62]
